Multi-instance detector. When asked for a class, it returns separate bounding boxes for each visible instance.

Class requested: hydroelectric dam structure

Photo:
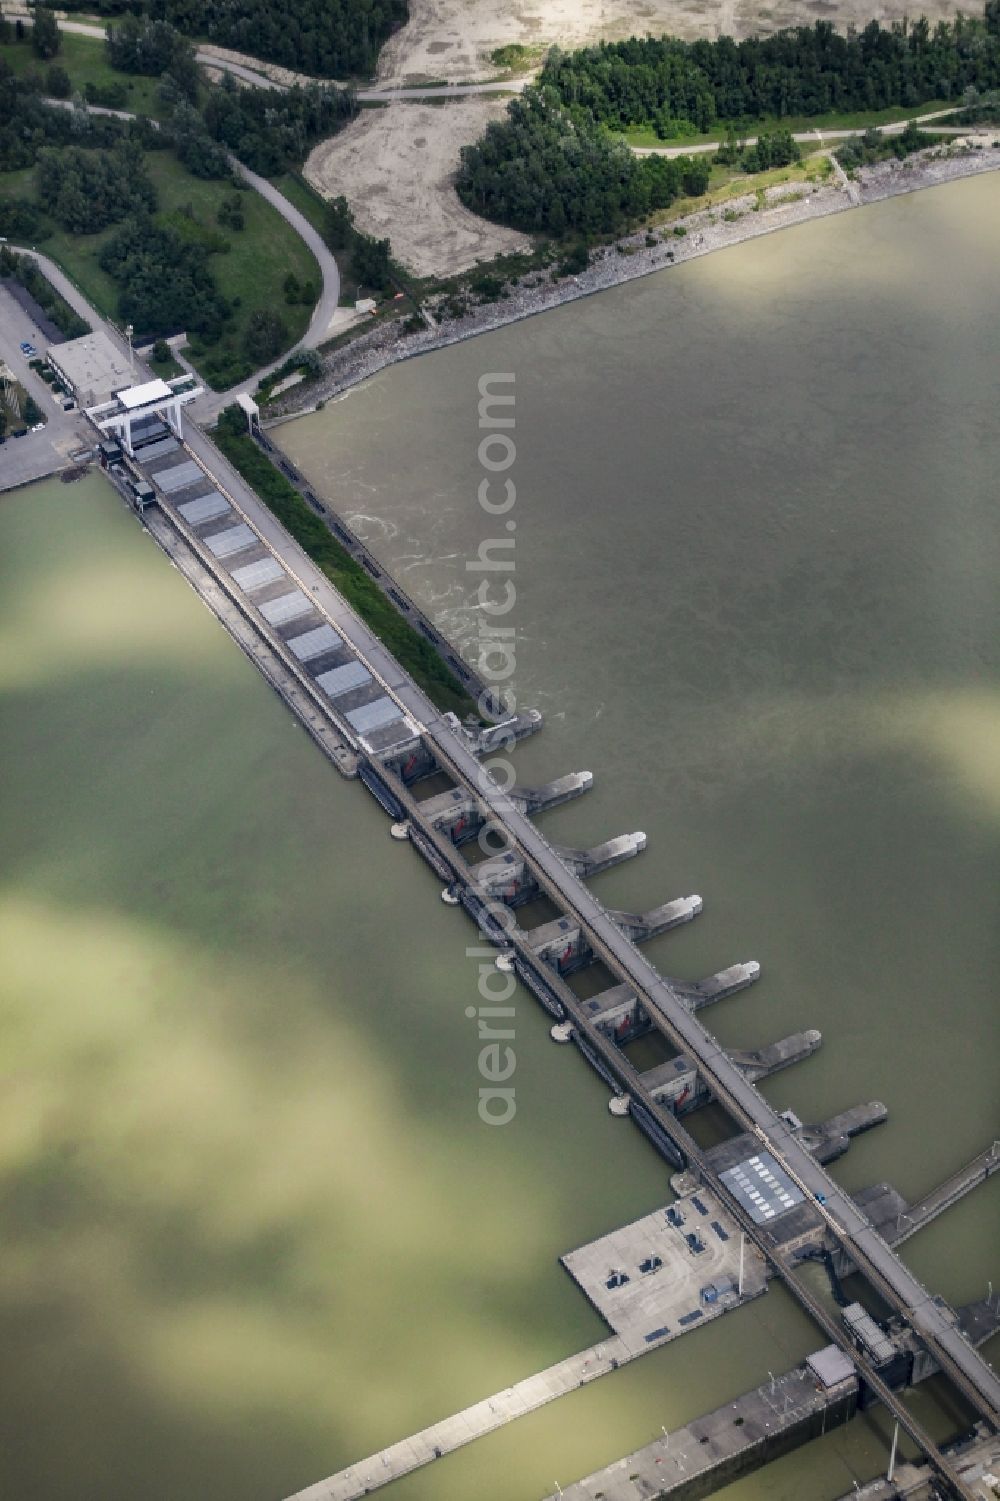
[95,408,999,1501]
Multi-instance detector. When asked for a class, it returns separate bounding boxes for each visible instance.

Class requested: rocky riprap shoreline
[267,140,1000,423]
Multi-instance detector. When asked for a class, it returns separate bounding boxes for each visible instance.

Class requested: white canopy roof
[118,378,173,409]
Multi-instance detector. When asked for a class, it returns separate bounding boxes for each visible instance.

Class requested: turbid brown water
[1,174,997,1501]
[279,174,1000,1493]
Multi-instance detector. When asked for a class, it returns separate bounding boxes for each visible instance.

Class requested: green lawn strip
[147,350,185,378]
[622,99,954,150]
[270,171,330,238]
[213,428,479,719]
[140,153,321,388]
[0,33,167,117]
[33,220,121,320]
[646,152,830,227]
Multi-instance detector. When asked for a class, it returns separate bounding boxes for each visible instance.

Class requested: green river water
[1,174,998,1501]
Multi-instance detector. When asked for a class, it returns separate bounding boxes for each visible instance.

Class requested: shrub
[243,307,288,364]
[46,64,71,99]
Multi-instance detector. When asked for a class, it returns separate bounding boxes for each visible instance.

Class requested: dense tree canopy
[540,9,1000,136]
[0,63,161,172]
[106,16,200,99]
[99,214,230,336]
[201,75,356,174]
[31,6,60,59]
[456,89,709,237]
[46,0,407,77]
[36,142,157,232]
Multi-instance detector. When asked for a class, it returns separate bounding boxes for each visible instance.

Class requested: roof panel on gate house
[177,490,230,525]
[345,696,402,734]
[259,590,313,626]
[317,661,371,698]
[205,523,256,559]
[231,557,285,592]
[287,624,340,662]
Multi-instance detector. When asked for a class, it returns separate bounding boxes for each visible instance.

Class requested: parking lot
[0,283,92,490]
[561,1187,767,1357]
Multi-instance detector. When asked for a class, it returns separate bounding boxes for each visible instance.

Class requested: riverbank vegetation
[213,407,478,718]
[941,86,1000,124]
[835,119,943,168]
[457,91,710,235]
[457,6,1000,240]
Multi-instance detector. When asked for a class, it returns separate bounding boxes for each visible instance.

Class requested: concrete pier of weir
[524,897,702,975]
[641,1030,822,1115]
[580,963,761,1046]
[419,770,593,844]
[477,831,646,904]
[835,1143,1000,1278]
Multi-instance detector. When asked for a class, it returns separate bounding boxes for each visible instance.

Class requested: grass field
[270,172,330,238]
[649,151,833,227]
[0,148,320,390]
[0,32,168,118]
[622,100,954,149]
[145,347,186,379]
[144,154,320,387]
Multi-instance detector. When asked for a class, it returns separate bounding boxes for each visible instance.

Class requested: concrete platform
[561,1187,767,1356]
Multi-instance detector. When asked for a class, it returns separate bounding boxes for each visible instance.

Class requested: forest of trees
[106,15,200,99]
[36,143,157,233]
[39,0,407,76]
[540,6,1000,136]
[0,63,162,172]
[201,74,356,174]
[456,90,710,237]
[99,215,230,337]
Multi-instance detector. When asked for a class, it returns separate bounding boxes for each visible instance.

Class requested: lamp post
[125,322,134,376]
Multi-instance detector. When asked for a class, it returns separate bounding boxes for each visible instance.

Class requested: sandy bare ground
[377,0,966,84]
[304,100,531,277]
[316,0,967,277]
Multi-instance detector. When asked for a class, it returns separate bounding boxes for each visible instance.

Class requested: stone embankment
[268,140,1000,421]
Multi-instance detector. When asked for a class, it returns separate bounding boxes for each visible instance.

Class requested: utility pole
[887,1420,899,1483]
[738,1231,746,1296]
[125,322,134,376]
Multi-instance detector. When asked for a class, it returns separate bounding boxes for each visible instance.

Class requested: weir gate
[371,714,1000,1496]
[110,421,999,1501]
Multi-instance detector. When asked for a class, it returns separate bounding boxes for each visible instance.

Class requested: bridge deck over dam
[111,414,998,1501]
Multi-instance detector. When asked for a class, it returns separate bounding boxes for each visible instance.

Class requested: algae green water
[1,175,998,1501]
